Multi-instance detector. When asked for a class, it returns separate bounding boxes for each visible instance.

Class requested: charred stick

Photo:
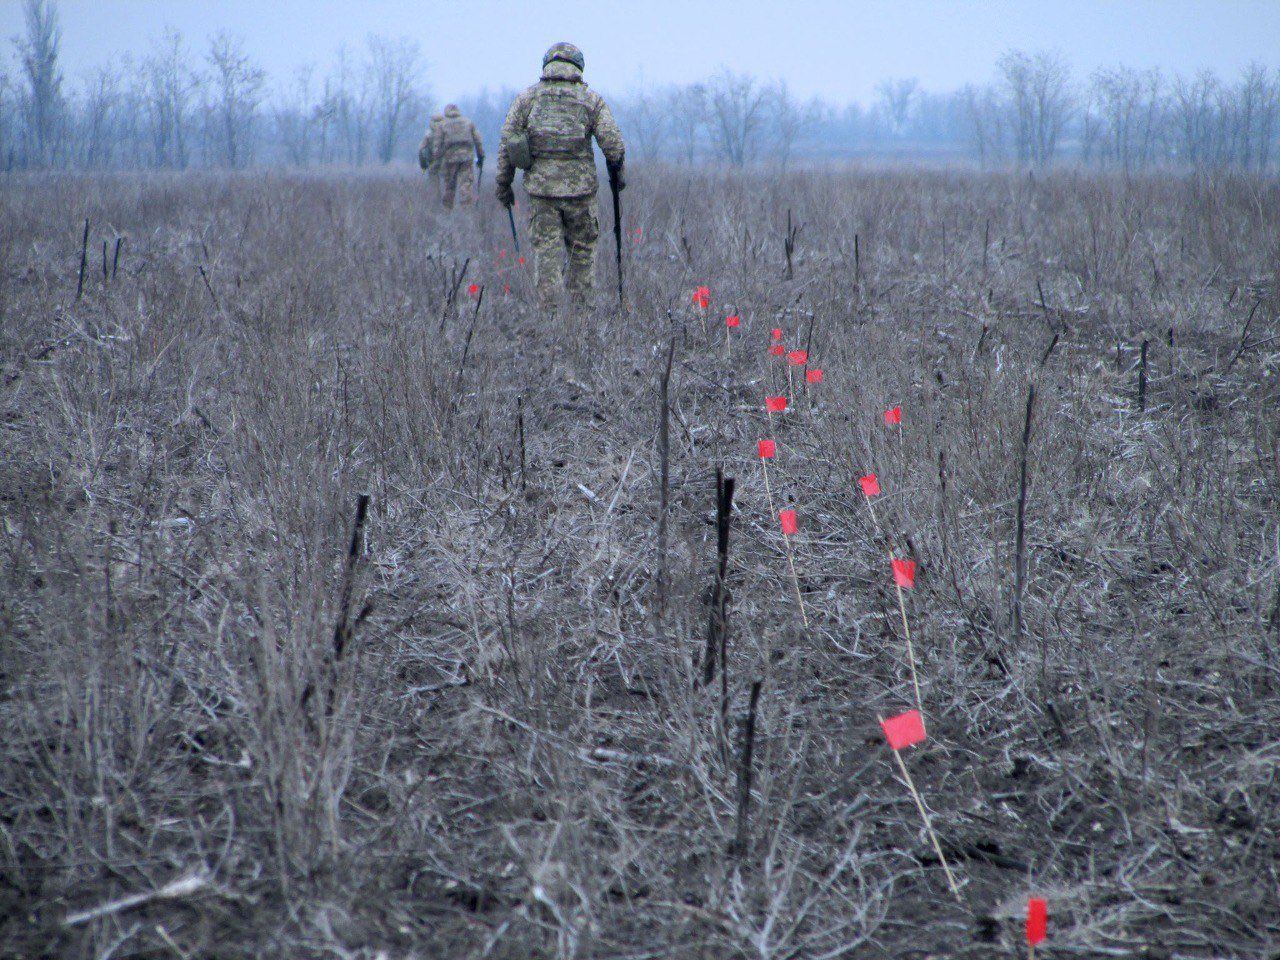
[732,680,763,858]
[75,219,90,301]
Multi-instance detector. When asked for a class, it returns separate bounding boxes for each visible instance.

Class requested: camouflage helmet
[542,42,584,72]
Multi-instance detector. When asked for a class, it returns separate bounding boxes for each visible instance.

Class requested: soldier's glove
[496,184,515,208]
[607,160,626,191]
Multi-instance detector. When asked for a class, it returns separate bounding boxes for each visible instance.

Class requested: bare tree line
[3,0,1277,172]
[1,0,431,170]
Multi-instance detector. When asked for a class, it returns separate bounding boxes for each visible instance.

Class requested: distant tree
[0,64,14,169]
[998,50,1073,167]
[1171,70,1219,168]
[705,70,769,166]
[143,28,195,168]
[14,0,64,167]
[318,45,372,165]
[614,87,668,163]
[458,87,521,161]
[1089,66,1164,172]
[912,90,970,148]
[665,84,707,165]
[79,63,122,168]
[206,32,265,167]
[366,35,422,164]
[960,82,1007,166]
[1234,62,1280,170]
[273,65,316,165]
[765,81,822,168]
[876,77,919,136]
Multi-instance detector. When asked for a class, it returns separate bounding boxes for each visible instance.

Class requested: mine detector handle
[608,165,624,306]
[507,205,520,254]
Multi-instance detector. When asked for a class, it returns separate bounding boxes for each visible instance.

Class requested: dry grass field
[2,165,1279,958]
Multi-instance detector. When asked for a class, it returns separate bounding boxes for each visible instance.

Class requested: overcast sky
[3,0,1278,104]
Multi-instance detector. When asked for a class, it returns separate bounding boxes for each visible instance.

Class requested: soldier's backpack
[525,86,593,162]
[418,141,432,170]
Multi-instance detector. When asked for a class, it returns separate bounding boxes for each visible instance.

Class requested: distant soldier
[432,104,484,209]
[418,112,445,188]
[495,42,625,312]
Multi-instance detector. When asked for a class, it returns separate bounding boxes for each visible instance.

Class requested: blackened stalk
[702,467,735,687]
[656,338,675,621]
[75,219,89,300]
[732,680,763,858]
[1013,382,1036,642]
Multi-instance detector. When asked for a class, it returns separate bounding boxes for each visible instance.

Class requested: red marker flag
[779,509,798,535]
[518,256,526,265]
[881,709,926,751]
[769,344,785,356]
[468,283,480,296]
[504,284,510,294]
[771,327,783,340]
[860,474,880,497]
[891,558,916,589]
[499,249,507,259]
[788,350,808,365]
[884,406,902,425]
[806,369,823,383]
[758,439,776,458]
[1026,899,1047,946]
[766,396,787,413]
[693,286,711,309]
[726,315,740,328]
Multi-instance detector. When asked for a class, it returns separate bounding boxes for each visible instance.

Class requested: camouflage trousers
[441,161,475,209]
[526,194,599,311]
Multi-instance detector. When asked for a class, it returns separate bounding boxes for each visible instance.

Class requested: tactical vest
[526,85,594,160]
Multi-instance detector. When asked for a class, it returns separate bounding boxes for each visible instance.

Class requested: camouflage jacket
[495,60,625,199]
[431,106,484,165]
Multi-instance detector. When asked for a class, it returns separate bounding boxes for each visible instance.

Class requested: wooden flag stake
[895,580,926,735]
[784,534,809,629]
[880,716,961,902]
[864,483,925,732]
[761,455,777,522]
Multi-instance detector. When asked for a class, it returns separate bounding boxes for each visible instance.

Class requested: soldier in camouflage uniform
[494,43,625,311]
[432,104,484,209]
[419,112,445,190]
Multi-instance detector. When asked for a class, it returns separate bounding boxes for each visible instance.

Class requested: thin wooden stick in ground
[864,477,925,729]
[761,454,777,522]
[895,581,925,731]
[778,509,809,628]
[890,743,960,900]
[785,540,809,628]
[878,713,960,902]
